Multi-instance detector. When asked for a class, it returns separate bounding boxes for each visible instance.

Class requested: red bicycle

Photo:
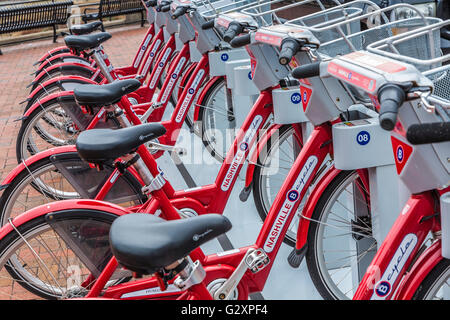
[323,22,450,300]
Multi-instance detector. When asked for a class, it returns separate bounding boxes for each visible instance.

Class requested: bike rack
[321,16,449,284]
[368,21,450,253]
[262,2,439,280]
[233,64,258,96]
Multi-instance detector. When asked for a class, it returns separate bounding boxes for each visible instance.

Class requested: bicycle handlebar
[161,5,171,12]
[230,34,251,48]
[377,84,406,131]
[156,1,170,12]
[171,6,189,19]
[223,22,244,43]
[441,28,450,41]
[291,62,321,79]
[406,122,450,145]
[145,0,158,7]
[202,20,215,30]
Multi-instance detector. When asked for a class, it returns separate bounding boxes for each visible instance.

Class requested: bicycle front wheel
[412,257,450,300]
[252,124,304,247]
[197,76,247,162]
[306,169,374,300]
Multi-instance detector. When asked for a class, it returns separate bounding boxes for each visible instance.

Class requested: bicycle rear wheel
[0,152,145,226]
[31,65,100,93]
[24,78,96,114]
[16,95,120,161]
[35,56,92,77]
[0,211,125,299]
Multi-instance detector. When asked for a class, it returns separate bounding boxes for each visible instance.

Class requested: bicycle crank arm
[213,248,269,300]
[147,142,187,156]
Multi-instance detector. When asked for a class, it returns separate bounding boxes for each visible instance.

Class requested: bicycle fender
[295,166,342,251]
[26,76,97,105]
[23,90,75,118]
[36,46,70,64]
[0,199,129,240]
[0,146,77,186]
[393,240,443,300]
[36,53,91,74]
[32,62,97,86]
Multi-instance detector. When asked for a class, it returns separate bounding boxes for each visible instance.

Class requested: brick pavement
[0,24,148,299]
[0,24,148,180]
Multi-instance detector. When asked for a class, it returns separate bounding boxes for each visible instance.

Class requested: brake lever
[415,90,435,113]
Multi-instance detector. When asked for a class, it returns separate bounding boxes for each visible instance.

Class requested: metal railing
[0,0,146,54]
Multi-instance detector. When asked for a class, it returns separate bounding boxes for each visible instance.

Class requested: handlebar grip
[378,84,406,131]
[441,28,450,41]
[145,0,157,7]
[161,5,171,12]
[230,34,251,48]
[278,39,302,65]
[155,1,169,12]
[202,20,215,30]
[223,22,243,43]
[406,122,450,145]
[291,62,321,79]
[171,6,188,19]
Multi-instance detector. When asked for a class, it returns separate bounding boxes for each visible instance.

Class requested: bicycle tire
[16,95,120,162]
[0,210,121,299]
[0,151,146,226]
[412,257,450,300]
[305,169,374,300]
[196,76,236,162]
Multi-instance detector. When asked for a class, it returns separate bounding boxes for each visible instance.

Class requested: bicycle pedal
[245,249,269,273]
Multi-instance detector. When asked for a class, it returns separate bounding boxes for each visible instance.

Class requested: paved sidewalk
[0,24,147,179]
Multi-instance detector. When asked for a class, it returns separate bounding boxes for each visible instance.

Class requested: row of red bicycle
[0,0,448,300]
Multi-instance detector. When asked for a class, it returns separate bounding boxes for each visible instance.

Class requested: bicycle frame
[353,189,446,300]
[69,122,338,299]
